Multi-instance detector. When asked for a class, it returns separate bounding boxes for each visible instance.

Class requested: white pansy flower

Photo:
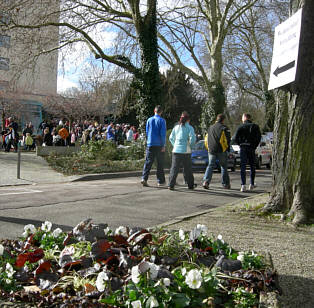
[217,234,225,244]
[96,271,109,292]
[251,250,257,257]
[185,269,202,289]
[131,265,141,284]
[41,221,52,232]
[6,278,12,284]
[237,252,245,262]
[6,263,15,278]
[190,224,208,240]
[22,224,36,237]
[114,226,128,236]
[179,229,185,241]
[137,261,159,280]
[163,278,171,287]
[196,224,208,235]
[94,263,101,271]
[52,228,63,238]
[147,262,159,279]
[147,296,159,308]
[104,227,110,235]
[131,300,142,308]
[0,244,4,256]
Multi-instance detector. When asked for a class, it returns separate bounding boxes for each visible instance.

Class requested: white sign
[268,8,302,90]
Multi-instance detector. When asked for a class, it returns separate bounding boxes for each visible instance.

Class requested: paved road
[0,170,272,239]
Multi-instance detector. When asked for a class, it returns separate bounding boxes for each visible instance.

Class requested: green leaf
[172,293,190,308]
[129,289,138,301]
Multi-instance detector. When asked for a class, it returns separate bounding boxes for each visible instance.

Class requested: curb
[71,169,171,182]
[157,192,269,229]
[72,170,145,182]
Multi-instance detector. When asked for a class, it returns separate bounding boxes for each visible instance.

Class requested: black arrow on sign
[273,60,295,77]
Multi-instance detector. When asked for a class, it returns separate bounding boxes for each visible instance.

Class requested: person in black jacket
[234,113,261,192]
[202,114,231,189]
[43,127,53,146]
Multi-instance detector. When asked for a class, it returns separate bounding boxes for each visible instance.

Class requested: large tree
[0,0,161,131]
[224,1,289,132]
[158,0,257,131]
[263,0,314,224]
[118,68,205,129]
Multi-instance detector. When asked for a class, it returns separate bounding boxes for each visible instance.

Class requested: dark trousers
[142,146,165,184]
[240,146,256,185]
[169,153,194,189]
[5,138,17,152]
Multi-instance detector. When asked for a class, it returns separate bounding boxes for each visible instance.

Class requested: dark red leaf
[63,233,73,246]
[35,261,52,277]
[15,254,29,268]
[98,239,111,252]
[113,235,128,246]
[23,234,35,250]
[28,249,45,263]
[15,249,45,268]
[132,233,152,245]
[127,229,149,242]
[63,260,83,271]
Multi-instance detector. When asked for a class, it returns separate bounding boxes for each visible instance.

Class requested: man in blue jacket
[141,105,166,187]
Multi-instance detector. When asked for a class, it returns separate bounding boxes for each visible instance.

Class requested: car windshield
[193,140,206,151]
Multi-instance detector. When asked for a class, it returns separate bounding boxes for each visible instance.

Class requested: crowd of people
[1,118,142,151]
[37,119,142,147]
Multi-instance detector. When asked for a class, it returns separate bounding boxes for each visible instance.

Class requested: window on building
[0,35,10,48]
[0,57,10,70]
[0,81,9,90]
[0,12,11,25]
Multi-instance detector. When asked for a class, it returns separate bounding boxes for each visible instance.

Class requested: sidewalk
[0,151,80,186]
[0,151,147,186]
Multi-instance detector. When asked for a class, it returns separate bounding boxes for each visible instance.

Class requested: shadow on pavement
[278,275,314,308]
[155,185,260,198]
[0,216,73,232]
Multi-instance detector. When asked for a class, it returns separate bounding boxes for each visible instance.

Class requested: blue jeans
[142,146,165,184]
[203,152,230,186]
[240,146,256,185]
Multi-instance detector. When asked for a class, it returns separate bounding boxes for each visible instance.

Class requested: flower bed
[0,220,279,307]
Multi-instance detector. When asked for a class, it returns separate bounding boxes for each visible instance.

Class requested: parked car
[191,140,236,171]
[255,135,272,169]
[231,135,272,169]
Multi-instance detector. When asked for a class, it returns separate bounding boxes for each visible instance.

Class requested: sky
[56,0,187,93]
[57,28,118,93]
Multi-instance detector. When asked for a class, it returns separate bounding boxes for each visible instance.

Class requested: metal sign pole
[17,141,21,179]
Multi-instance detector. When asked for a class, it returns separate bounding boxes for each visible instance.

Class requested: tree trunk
[201,44,226,131]
[134,2,162,132]
[263,90,275,132]
[264,0,314,224]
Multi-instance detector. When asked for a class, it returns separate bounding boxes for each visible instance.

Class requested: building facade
[0,1,59,132]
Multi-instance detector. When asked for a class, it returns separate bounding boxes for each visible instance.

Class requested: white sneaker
[249,184,256,190]
[141,179,149,187]
[240,185,246,192]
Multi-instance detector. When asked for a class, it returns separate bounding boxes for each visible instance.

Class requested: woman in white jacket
[168,111,196,190]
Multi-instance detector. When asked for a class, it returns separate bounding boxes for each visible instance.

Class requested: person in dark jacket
[202,114,231,189]
[234,113,261,192]
[43,127,53,146]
